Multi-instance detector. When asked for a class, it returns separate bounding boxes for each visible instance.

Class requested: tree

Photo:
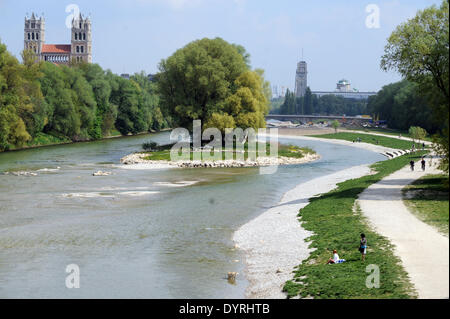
[0,42,32,150]
[158,38,268,131]
[381,0,449,172]
[409,126,427,143]
[331,120,340,133]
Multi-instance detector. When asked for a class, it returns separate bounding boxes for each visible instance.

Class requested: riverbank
[233,164,372,298]
[358,158,448,299]
[234,131,431,298]
[282,151,426,298]
[0,129,171,153]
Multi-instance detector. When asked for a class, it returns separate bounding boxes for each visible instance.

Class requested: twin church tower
[24,12,92,64]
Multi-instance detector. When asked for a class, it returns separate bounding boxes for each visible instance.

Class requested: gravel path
[357,159,449,299]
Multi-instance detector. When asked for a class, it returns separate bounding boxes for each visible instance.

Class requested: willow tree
[158,38,269,132]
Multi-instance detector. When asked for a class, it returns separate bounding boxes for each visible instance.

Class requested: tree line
[272,87,368,116]
[367,80,439,133]
[1,37,269,151]
[0,41,170,151]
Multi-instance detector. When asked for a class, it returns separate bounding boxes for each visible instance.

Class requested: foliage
[278,88,368,116]
[0,41,165,151]
[331,120,340,133]
[157,38,269,132]
[367,80,438,133]
[381,0,449,172]
[283,152,427,299]
[408,126,427,143]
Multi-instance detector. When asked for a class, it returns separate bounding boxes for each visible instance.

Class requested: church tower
[71,13,92,63]
[294,61,307,98]
[24,13,45,58]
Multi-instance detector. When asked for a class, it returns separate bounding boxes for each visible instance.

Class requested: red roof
[42,44,71,54]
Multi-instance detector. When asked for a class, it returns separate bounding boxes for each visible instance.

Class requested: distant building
[294,61,307,98]
[312,79,377,100]
[147,74,157,82]
[336,79,351,92]
[120,74,130,79]
[312,90,377,100]
[24,12,92,65]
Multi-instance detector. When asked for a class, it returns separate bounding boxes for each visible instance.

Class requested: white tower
[295,61,307,98]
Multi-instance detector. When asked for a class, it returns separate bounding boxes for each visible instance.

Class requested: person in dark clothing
[410,160,415,171]
[359,233,367,261]
[421,158,426,171]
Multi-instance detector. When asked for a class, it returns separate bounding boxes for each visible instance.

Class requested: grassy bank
[345,128,434,142]
[141,142,316,161]
[283,151,427,299]
[403,174,449,235]
[311,132,422,150]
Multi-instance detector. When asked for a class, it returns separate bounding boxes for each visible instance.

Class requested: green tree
[331,120,340,133]
[0,42,32,150]
[158,38,267,131]
[381,0,449,172]
[409,126,427,143]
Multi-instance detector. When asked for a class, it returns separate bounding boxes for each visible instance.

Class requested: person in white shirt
[327,250,340,264]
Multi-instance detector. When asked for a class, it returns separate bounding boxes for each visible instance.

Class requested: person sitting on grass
[326,250,346,264]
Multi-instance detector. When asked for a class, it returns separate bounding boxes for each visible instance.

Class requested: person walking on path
[421,158,426,171]
[410,160,415,171]
[359,234,367,261]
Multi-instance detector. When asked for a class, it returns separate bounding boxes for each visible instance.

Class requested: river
[0,132,384,298]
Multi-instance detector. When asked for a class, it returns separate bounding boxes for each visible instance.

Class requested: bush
[142,141,159,151]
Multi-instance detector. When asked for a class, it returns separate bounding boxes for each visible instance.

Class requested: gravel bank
[233,165,372,298]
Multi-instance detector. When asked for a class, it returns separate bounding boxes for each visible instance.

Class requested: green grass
[142,143,315,161]
[311,132,422,150]
[346,127,433,142]
[283,151,428,299]
[403,174,449,235]
[25,132,71,147]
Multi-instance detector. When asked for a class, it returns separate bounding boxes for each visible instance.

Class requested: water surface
[0,132,384,298]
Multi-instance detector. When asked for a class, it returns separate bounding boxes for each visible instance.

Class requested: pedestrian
[422,143,425,151]
[410,160,415,171]
[359,234,367,261]
[421,157,426,171]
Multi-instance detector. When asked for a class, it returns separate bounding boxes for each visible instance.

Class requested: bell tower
[24,13,45,59]
[71,13,92,63]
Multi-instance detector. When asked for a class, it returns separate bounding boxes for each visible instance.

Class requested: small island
[121,142,320,168]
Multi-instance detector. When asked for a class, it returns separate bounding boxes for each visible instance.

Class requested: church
[24,12,92,65]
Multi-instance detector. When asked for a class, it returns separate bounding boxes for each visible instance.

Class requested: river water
[0,132,384,298]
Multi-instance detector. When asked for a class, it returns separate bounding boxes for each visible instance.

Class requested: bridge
[266,114,373,124]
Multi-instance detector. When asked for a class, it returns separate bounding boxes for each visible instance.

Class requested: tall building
[24,12,92,65]
[294,61,307,98]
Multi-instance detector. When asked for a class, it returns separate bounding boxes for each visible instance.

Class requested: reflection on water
[0,132,384,298]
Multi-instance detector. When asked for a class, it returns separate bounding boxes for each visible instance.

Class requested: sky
[0,0,442,92]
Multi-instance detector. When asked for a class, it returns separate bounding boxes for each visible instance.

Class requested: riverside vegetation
[0,42,170,152]
[312,132,425,150]
[283,151,427,299]
[403,174,449,235]
[1,37,270,152]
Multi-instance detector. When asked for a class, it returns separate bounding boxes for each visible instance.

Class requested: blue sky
[0,0,441,92]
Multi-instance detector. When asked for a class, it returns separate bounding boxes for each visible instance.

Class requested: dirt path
[357,160,449,299]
